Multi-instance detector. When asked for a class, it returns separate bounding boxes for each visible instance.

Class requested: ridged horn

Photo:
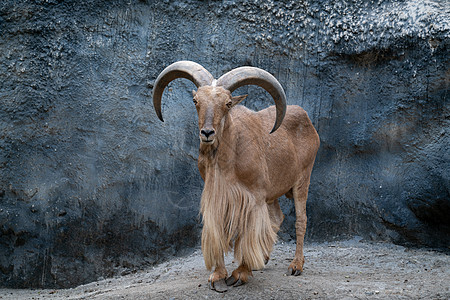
[216,67,287,134]
[152,61,214,122]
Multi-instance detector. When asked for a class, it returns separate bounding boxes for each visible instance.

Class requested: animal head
[152,61,286,146]
[191,86,247,145]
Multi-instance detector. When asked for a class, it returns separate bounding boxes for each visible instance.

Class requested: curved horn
[152,61,214,122]
[216,67,287,134]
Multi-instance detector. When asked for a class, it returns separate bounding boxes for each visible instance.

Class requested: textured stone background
[0,0,448,288]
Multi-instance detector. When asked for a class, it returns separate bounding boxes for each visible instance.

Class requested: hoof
[225,275,246,287]
[287,257,304,276]
[225,266,251,287]
[286,267,302,276]
[209,278,228,293]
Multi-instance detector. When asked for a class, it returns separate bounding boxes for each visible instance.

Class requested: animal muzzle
[200,128,216,144]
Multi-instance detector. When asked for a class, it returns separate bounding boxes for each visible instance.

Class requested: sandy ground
[1,238,449,300]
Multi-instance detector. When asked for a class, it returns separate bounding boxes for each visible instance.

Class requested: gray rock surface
[0,0,448,288]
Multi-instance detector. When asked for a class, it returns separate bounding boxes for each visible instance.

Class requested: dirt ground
[1,238,449,300]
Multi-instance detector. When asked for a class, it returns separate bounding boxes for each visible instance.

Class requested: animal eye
[193,99,198,105]
[226,101,233,109]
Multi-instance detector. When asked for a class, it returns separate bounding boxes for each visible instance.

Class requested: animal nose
[201,128,215,139]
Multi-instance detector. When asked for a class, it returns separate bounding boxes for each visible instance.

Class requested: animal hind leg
[268,199,284,233]
[287,173,311,276]
[265,199,284,264]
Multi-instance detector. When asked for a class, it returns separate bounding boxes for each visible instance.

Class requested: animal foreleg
[225,262,252,287]
[226,237,252,287]
[208,254,228,292]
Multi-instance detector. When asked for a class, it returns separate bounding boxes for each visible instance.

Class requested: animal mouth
[201,138,215,144]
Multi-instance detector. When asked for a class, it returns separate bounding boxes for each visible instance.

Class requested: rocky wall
[0,0,448,288]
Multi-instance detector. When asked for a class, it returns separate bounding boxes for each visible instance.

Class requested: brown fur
[194,86,320,283]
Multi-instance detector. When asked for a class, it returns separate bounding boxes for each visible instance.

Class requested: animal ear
[192,90,198,105]
[227,94,247,109]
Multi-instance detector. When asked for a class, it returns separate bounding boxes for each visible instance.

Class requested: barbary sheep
[152,61,319,292]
